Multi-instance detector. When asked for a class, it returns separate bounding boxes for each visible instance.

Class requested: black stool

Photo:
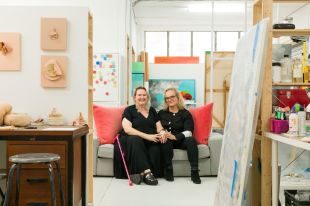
[0,169,6,206]
[3,153,64,206]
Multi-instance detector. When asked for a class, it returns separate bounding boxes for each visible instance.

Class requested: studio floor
[93,177,217,206]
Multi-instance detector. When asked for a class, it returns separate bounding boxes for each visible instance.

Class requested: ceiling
[132,0,307,27]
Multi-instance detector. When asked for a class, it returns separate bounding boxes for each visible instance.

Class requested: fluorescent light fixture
[188,2,246,13]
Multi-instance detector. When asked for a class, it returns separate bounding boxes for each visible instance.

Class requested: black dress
[114,105,162,178]
[158,108,199,170]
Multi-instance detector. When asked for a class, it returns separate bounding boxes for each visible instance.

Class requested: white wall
[0,6,88,169]
[149,64,205,106]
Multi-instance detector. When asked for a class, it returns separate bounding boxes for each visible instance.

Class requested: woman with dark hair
[114,86,167,185]
[159,87,201,184]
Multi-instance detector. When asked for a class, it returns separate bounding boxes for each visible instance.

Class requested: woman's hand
[145,134,161,143]
[166,132,176,140]
[159,131,168,144]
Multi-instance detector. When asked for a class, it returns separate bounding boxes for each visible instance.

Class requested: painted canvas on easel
[149,79,195,111]
[214,18,269,206]
[93,53,119,102]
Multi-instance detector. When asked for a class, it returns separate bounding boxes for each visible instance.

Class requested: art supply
[298,108,306,136]
[272,62,281,83]
[289,112,298,136]
[280,54,292,83]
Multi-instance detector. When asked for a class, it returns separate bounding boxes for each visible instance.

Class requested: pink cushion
[93,105,125,145]
[189,103,213,145]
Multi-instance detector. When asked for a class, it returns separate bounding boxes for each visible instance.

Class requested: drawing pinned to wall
[93,53,119,102]
[0,32,21,71]
[149,79,196,111]
[41,18,67,51]
[41,56,68,88]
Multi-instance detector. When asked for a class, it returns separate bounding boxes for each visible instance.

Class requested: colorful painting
[149,79,196,111]
[93,53,119,102]
[132,73,144,95]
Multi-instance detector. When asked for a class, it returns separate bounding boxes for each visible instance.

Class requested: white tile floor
[93,177,217,206]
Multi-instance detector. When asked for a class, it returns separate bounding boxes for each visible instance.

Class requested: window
[216,32,239,51]
[193,32,211,63]
[145,32,167,63]
[169,32,191,56]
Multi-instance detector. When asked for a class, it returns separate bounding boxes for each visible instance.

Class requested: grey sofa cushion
[97,143,210,160]
[98,144,114,159]
[172,144,210,160]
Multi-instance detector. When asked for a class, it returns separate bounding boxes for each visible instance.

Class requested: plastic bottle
[289,112,298,136]
[298,108,306,136]
[272,62,281,83]
[293,58,303,83]
[280,54,292,83]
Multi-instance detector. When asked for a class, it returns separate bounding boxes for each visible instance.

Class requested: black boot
[164,165,174,182]
[191,169,201,184]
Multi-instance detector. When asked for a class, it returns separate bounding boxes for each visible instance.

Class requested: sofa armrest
[93,136,99,176]
[208,132,223,176]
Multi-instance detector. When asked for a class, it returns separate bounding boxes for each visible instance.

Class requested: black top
[122,105,159,134]
[158,108,194,141]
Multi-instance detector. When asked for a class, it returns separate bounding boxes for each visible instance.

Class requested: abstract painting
[132,73,144,95]
[149,79,196,111]
[0,32,21,71]
[93,53,119,102]
[41,18,67,51]
[214,18,269,206]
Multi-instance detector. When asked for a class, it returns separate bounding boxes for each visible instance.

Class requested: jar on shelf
[293,58,303,83]
[280,54,292,83]
[272,62,281,83]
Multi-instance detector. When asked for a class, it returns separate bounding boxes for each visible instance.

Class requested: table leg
[272,140,278,206]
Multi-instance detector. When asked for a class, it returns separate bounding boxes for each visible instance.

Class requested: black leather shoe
[164,167,174,182]
[143,172,158,185]
[191,169,201,184]
[130,173,143,185]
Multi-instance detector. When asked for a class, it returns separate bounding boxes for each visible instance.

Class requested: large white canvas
[215,18,269,206]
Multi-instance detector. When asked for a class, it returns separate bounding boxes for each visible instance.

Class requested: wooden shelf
[272,82,310,86]
[274,0,310,2]
[273,29,310,37]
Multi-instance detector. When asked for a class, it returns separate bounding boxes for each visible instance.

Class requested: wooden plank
[87,12,93,205]
[253,1,262,25]
[274,0,310,2]
[273,29,310,37]
[261,0,273,205]
[273,82,310,86]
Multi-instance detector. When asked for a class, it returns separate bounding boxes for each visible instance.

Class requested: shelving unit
[272,82,310,86]
[253,0,310,205]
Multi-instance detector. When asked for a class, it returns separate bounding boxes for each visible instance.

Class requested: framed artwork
[0,32,21,71]
[41,18,67,51]
[41,56,68,88]
[148,79,196,111]
[132,73,144,95]
[93,53,119,102]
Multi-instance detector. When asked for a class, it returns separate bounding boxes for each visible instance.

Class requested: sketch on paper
[93,53,119,102]
[214,18,269,206]
[149,79,196,111]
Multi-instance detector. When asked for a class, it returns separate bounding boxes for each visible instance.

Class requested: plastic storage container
[285,190,310,206]
[272,62,282,83]
[270,118,289,134]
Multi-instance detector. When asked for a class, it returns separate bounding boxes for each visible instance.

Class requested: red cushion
[93,105,125,145]
[188,103,213,145]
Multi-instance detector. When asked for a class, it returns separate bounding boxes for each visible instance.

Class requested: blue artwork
[132,73,144,95]
[148,79,196,111]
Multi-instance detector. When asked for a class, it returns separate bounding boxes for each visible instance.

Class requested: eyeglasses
[164,95,176,101]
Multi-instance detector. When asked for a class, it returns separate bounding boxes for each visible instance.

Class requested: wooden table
[265,132,310,206]
[0,126,88,206]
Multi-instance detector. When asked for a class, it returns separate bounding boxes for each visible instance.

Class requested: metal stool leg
[47,163,56,206]
[3,164,17,206]
[15,164,21,206]
[54,161,64,206]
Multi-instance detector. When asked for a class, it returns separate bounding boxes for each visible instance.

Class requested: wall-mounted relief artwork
[41,56,68,88]
[0,32,21,71]
[93,53,119,102]
[41,18,67,51]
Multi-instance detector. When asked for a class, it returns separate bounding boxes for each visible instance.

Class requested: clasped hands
[147,130,176,143]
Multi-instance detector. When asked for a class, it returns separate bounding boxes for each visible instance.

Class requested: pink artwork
[41,56,68,88]
[41,18,67,51]
[0,33,21,71]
